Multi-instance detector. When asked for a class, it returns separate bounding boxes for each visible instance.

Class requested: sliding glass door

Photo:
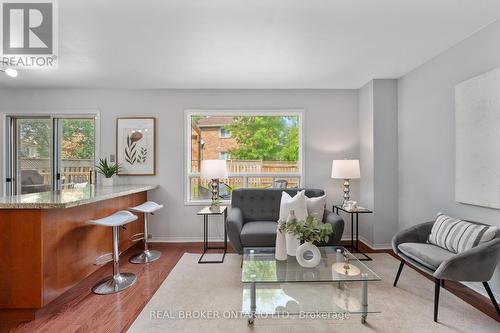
[5,115,97,195]
[14,118,53,194]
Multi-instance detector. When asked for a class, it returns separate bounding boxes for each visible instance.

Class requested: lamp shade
[331,160,360,179]
[200,160,228,180]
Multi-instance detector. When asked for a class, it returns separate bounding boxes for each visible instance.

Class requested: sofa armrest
[434,238,500,281]
[323,209,344,245]
[392,221,434,255]
[226,207,244,254]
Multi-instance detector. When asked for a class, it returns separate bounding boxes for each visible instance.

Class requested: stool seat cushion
[129,201,163,213]
[88,210,138,227]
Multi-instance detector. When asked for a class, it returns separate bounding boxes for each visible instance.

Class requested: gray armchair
[392,221,500,322]
[226,188,344,254]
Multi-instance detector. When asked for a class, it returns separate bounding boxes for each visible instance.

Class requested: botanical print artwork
[125,130,148,165]
[117,118,156,175]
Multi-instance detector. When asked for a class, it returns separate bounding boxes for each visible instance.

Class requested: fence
[192,160,299,173]
[20,158,93,185]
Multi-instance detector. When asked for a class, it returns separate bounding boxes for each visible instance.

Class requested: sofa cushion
[231,188,325,222]
[240,221,277,247]
[398,242,454,271]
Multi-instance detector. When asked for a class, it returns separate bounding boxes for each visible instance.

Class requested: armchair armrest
[392,221,434,255]
[226,207,244,254]
[434,238,500,281]
[322,209,344,245]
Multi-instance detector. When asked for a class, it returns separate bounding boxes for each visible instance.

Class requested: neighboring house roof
[196,116,233,128]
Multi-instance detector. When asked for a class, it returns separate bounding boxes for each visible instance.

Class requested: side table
[333,205,373,261]
[197,206,228,264]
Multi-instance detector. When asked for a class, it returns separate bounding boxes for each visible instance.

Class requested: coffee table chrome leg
[248,282,256,325]
[361,273,368,324]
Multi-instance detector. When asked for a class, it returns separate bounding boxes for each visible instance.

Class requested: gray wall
[359,80,398,248]
[0,89,359,241]
[359,81,374,244]
[398,19,500,296]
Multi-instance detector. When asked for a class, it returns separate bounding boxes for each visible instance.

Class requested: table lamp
[331,159,360,207]
[200,160,228,206]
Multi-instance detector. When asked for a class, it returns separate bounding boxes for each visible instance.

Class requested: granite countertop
[0,184,158,209]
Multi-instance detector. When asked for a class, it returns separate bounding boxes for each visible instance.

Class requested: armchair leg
[434,279,440,322]
[483,282,500,317]
[393,259,405,287]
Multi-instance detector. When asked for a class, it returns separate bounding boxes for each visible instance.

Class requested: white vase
[102,177,114,187]
[296,242,321,268]
[275,223,287,261]
[285,210,300,256]
[286,232,300,256]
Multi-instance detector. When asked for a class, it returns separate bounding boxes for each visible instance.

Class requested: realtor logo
[1,0,58,68]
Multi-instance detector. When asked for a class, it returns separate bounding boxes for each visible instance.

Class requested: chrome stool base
[92,273,137,295]
[130,250,161,264]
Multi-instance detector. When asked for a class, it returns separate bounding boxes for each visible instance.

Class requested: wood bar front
[0,191,146,323]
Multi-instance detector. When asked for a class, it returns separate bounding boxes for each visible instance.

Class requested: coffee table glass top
[242,246,381,283]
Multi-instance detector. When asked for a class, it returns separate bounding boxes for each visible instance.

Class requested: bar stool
[129,201,163,264]
[87,210,138,295]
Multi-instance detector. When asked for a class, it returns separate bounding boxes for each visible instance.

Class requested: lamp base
[342,179,350,207]
[210,178,220,205]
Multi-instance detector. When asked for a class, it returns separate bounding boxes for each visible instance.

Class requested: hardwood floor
[2,241,498,333]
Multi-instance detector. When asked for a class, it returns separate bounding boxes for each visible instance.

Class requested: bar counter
[0,184,158,324]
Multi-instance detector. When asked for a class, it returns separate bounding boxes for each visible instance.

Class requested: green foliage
[19,119,51,158]
[62,119,95,159]
[18,119,95,160]
[226,116,299,161]
[279,216,332,243]
[95,158,120,178]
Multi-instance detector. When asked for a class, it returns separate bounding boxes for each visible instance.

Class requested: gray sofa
[392,220,500,322]
[226,188,344,254]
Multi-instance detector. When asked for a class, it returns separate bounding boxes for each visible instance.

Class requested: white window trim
[184,109,305,206]
[1,110,101,196]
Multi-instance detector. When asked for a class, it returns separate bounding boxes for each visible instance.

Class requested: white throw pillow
[306,195,326,222]
[278,190,308,223]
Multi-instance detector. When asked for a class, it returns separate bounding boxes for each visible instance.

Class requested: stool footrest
[130,232,145,242]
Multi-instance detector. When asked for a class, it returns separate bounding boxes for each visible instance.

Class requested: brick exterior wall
[199,127,238,160]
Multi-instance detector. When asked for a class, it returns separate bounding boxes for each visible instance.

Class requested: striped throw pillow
[428,213,497,253]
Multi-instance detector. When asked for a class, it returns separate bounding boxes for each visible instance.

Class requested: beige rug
[128,253,499,332]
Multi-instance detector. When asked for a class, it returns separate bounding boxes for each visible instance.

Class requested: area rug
[127,253,499,332]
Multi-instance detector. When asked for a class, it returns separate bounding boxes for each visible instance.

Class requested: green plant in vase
[279,216,333,268]
[279,216,332,244]
[95,158,121,186]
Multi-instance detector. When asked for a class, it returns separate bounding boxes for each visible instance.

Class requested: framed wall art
[116,117,156,175]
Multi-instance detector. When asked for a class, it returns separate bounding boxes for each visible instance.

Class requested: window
[219,127,231,138]
[4,113,99,195]
[186,110,303,204]
[219,152,230,160]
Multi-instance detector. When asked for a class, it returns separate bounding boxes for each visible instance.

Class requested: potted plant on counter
[279,216,332,268]
[96,158,120,186]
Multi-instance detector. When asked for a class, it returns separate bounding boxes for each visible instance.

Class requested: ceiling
[2,0,500,89]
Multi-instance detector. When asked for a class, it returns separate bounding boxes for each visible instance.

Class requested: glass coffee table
[241,246,381,325]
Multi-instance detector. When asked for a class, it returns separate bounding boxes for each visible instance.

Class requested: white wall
[0,89,359,242]
[398,19,500,295]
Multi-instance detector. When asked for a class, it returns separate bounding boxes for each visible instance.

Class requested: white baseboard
[340,236,392,250]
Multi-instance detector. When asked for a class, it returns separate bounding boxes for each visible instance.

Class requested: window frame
[1,110,100,196]
[184,109,305,205]
[219,127,231,139]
